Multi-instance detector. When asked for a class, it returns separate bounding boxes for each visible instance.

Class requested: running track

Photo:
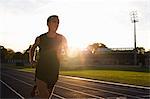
[0,67,150,99]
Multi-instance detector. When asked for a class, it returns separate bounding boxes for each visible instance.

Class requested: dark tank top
[36,33,62,84]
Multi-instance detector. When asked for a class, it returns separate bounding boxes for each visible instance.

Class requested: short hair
[47,15,59,24]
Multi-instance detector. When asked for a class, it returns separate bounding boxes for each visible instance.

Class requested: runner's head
[47,15,59,32]
[47,15,59,25]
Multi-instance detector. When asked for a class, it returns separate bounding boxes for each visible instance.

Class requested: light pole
[130,11,139,65]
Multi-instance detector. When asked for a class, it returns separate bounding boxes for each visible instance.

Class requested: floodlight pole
[134,19,137,65]
[131,11,138,65]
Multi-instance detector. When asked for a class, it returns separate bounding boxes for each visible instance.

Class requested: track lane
[0,80,24,99]
[1,67,150,99]
[1,73,66,99]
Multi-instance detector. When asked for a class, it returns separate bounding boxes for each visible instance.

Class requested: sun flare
[67,39,87,57]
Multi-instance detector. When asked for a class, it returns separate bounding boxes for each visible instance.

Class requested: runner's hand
[30,60,37,68]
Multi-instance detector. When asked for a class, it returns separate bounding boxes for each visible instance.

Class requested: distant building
[81,47,136,65]
[95,48,111,54]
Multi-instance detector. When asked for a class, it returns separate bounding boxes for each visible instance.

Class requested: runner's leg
[36,78,49,98]
[30,85,37,97]
[48,85,55,99]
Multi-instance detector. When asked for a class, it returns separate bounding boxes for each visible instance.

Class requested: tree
[87,43,107,53]
[13,52,25,66]
[13,52,24,60]
[0,45,7,63]
[5,48,15,60]
[23,45,32,61]
[0,46,16,63]
[137,47,145,66]
[137,47,145,54]
[23,45,32,54]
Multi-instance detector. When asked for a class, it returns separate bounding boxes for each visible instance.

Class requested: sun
[67,40,87,57]
[68,40,86,50]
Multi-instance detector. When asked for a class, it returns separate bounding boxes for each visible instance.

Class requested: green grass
[4,64,150,87]
[17,68,35,73]
[60,70,150,87]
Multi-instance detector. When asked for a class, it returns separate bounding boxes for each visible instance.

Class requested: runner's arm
[62,36,68,57]
[29,37,40,64]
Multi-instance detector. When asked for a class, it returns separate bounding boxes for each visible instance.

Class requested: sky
[0,0,150,52]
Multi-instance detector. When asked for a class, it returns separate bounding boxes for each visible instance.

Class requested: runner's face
[48,17,59,32]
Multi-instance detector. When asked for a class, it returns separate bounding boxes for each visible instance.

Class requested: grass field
[60,70,150,87]
[12,65,150,87]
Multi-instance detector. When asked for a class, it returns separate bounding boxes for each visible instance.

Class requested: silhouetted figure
[29,15,68,98]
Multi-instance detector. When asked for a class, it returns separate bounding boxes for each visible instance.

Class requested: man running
[29,15,68,98]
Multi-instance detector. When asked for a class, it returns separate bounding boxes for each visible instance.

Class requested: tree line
[0,43,149,66]
[0,45,31,64]
[0,43,108,63]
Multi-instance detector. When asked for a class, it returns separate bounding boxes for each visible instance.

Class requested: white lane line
[3,67,150,90]
[57,81,137,98]
[5,69,150,90]
[2,73,33,86]
[142,95,150,98]
[0,79,25,99]
[60,75,150,90]
[56,85,104,99]
[4,70,148,96]
[3,71,144,98]
[3,73,102,99]
[53,93,65,99]
[2,73,65,99]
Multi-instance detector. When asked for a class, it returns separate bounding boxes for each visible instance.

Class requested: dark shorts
[36,71,58,88]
